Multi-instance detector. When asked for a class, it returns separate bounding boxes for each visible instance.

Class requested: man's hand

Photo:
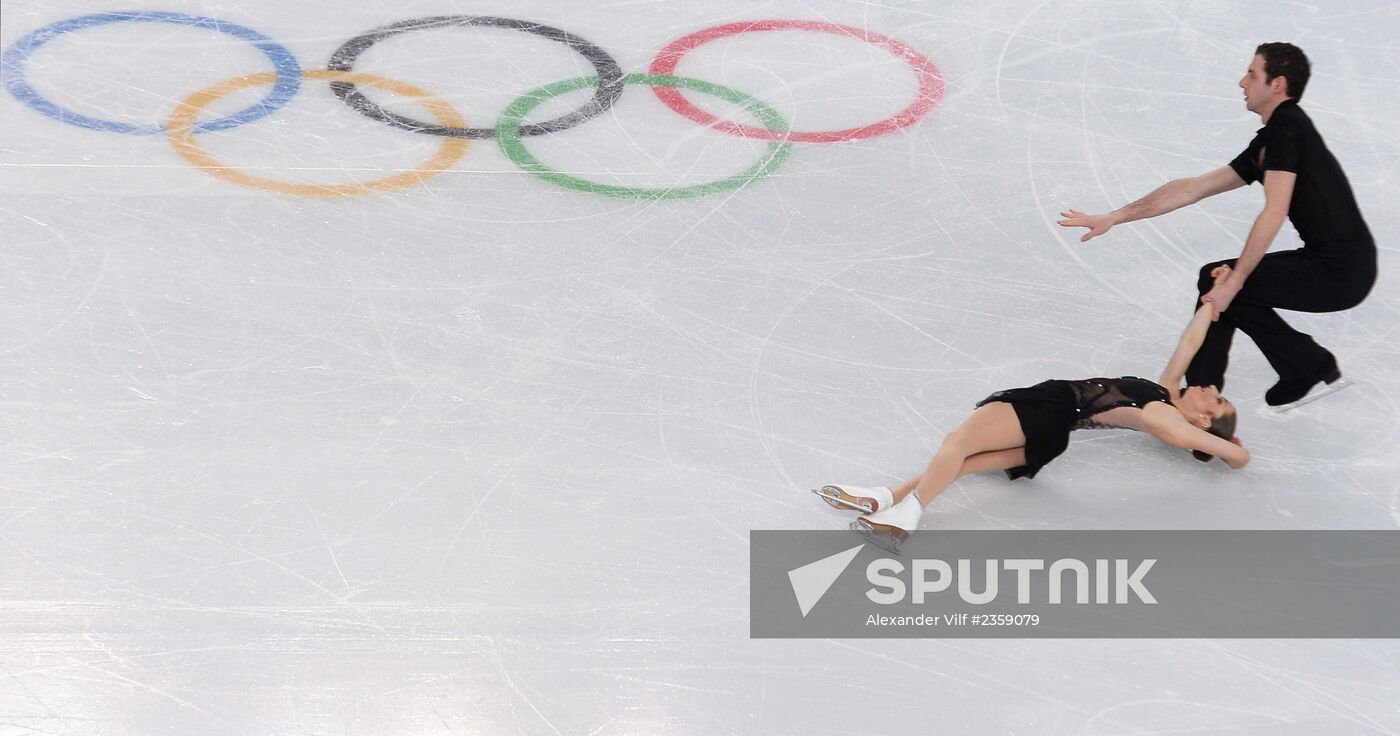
[1200,267,1241,320]
[1057,210,1114,242]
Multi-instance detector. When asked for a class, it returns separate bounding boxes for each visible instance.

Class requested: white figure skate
[848,494,922,555]
[811,484,893,514]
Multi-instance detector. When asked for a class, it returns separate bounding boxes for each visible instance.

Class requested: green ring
[497,73,793,199]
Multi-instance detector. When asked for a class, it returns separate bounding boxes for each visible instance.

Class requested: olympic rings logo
[3,12,944,199]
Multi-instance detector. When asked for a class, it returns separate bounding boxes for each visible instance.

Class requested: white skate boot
[811,484,894,514]
[849,494,923,555]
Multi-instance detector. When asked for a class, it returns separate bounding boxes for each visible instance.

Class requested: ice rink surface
[2,0,1399,733]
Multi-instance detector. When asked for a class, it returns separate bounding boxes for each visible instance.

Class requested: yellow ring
[167,70,468,196]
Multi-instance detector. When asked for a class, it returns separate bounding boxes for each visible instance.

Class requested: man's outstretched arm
[1058,165,1246,242]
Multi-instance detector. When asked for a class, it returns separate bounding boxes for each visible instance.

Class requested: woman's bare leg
[889,447,1028,504]
[889,403,1026,508]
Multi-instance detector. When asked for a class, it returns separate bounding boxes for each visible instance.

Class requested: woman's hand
[1223,439,1250,470]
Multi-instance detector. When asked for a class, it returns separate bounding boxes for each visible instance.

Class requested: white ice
[3,0,1400,733]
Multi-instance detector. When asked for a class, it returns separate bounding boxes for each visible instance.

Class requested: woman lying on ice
[814,266,1247,549]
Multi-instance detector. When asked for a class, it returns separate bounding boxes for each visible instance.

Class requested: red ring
[648,19,943,143]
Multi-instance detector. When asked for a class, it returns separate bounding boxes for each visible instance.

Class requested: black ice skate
[1266,368,1352,413]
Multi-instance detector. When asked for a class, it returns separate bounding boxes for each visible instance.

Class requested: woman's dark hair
[1192,408,1239,463]
[1256,42,1311,100]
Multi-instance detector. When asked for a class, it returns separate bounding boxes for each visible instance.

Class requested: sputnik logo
[787,544,864,617]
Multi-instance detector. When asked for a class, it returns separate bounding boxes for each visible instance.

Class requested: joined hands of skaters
[1200,265,1240,318]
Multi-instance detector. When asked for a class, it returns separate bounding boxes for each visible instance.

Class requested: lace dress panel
[1067,377,1172,430]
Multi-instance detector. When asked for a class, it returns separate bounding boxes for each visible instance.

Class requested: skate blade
[1269,378,1353,414]
[849,518,907,556]
[812,486,876,513]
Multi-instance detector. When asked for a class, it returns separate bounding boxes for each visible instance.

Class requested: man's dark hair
[1255,42,1311,100]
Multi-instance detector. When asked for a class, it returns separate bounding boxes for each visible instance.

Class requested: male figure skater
[1059,43,1376,407]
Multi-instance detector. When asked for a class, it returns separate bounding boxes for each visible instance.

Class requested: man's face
[1239,54,1285,114]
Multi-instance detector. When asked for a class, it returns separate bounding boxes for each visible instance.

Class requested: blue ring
[1,11,301,135]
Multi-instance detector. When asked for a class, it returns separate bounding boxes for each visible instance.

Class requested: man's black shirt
[1228,99,1373,250]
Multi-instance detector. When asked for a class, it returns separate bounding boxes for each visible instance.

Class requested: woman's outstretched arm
[1157,266,1231,393]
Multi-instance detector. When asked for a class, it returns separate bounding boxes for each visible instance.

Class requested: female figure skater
[814,266,1246,548]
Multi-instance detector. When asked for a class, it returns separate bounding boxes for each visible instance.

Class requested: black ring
[327,15,624,139]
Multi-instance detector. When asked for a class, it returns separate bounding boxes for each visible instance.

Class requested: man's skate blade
[1270,378,1353,413]
[811,486,876,513]
[849,518,906,556]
